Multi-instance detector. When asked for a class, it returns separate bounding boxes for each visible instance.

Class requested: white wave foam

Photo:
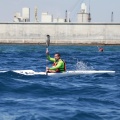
[75,61,94,70]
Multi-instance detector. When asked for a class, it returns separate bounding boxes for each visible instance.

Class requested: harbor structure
[0,2,120,45]
[0,22,120,45]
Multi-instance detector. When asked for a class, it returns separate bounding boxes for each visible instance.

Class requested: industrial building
[77,3,91,22]
[0,2,119,45]
[13,8,30,22]
[41,12,53,23]
[22,8,30,22]
[13,3,90,23]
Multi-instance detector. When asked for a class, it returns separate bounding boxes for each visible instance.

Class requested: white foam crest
[0,71,7,73]
[75,61,94,70]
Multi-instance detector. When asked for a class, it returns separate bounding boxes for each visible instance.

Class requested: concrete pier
[0,22,120,45]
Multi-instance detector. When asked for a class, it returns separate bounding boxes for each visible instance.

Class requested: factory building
[22,8,30,22]
[41,12,53,22]
[13,7,30,22]
[77,3,91,22]
[13,3,91,23]
[13,12,23,22]
[53,18,65,23]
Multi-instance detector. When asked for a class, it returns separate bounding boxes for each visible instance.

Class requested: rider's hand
[46,49,49,55]
[46,67,49,72]
[46,67,49,70]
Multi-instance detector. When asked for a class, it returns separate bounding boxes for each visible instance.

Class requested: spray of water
[75,61,94,70]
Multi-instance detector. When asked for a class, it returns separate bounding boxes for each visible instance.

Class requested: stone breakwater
[0,22,120,45]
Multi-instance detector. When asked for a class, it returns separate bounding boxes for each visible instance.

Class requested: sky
[0,0,120,22]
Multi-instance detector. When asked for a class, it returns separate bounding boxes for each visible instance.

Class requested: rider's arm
[47,55,55,62]
[49,61,63,70]
[46,50,55,62]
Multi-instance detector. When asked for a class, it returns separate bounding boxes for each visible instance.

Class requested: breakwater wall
[0,22,120,45]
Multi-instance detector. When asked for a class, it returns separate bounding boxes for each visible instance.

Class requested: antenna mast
[35,6,38,22]
[88,0,91,22]
[111,11,113,22]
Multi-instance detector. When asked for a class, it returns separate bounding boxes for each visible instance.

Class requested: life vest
[52,59,66,72]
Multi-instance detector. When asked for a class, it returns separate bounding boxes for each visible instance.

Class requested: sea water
[0,45,120,120]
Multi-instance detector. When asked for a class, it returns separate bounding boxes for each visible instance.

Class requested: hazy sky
[0,0,120,22]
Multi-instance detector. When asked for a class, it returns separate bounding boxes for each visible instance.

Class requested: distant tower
[111,12,113,22]
[81,3,87,13]
[77,3,90,22]
[88,0,91,22]
[88,13,91,22]
[64,10,71,22]
[22,7,30,22]
[35,6,38,22]
[65,10,67,22]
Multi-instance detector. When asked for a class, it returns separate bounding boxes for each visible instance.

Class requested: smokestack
[111,12,113,22]
[88,0,91,22]
[65,10,67,22]
[35,6,38,22]
[88,13,91,22]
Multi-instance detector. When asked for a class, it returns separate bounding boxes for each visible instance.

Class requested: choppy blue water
[0,45,120,120]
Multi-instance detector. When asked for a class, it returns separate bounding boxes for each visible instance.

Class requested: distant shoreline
[0,43,120,46]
